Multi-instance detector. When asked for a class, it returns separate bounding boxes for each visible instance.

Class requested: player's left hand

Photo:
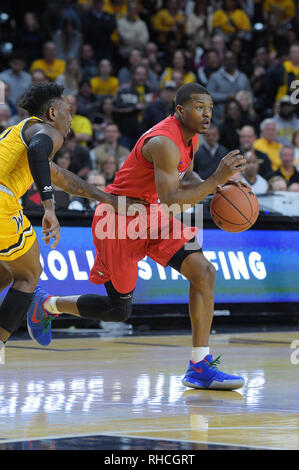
[42,209,61,249]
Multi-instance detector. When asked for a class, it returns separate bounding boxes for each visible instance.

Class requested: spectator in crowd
[1,81,17,117]
[207,51,252,125]
[56,57,82,96]
[8,105,29,127]
[14,12,45,66]
[51,149,72,209]
[53,16,83,62]
[249,47,270,110]
[263,0,295,23]
[68,170,107,211]
[219,98,252,151]
[212,0,251,40]
[289,182,299,191]
[239,125,273,180]
[272,145,299,186]
[193,124,228,179]
[77,80,102,122]
[253,118,283,171]
[197,49,221,86]
[81,0,117,61]
[80,43,99,81]
[160,50,196,89]
[185,0,213,45]
[273,95,299,145]
[90,58,119,96]
[241,150,269,194]
[104,0,127,18]
[210,34,227,65]
[152,0,185,47]
[262,42,299,108]
[113,64,153,149]
[268,175,288,191]
[117,47,157,91]
[0,53,32,106]
[101,155,117,184]
[144,42,163,79]
[292,130,299,168]
[92,95,115,144]
[30,42,66,81]
[31,69,49,84]
[235,90,256,126]
[0,104,11,133]
[139,80,176,135]
[66,94,93,146]
[117,0,149,60]
[90,122,130,170]
[64,129,92,177]
[171,69,185,90]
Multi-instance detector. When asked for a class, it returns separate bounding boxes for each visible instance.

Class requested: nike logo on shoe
[32,304,40,323]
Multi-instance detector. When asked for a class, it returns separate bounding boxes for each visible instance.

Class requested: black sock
[0,288,34,334]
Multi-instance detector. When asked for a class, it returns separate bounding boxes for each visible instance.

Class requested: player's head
[18,83,72,137]
[175,83,213,134]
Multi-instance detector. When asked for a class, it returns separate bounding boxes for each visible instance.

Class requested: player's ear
[48,105,56,122]
[176,104,184,118]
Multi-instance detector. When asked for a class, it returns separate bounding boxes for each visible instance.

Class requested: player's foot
[27,285,57,347]
[182,355,245,390]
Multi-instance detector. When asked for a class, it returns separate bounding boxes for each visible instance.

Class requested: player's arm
[181,160,205,188]
[26,128,63,248]
[50,162,148,212]
[145,136,246,211]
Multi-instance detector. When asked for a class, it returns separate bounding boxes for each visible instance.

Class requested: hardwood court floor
[0,330,299,450]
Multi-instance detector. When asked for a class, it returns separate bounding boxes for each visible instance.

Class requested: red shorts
[89,203,198,293]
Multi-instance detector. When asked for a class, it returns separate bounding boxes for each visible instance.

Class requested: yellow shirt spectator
[160,67,196,88]
[71,114,93,146]
[253,138,283,171]
[263,0,295,22]
[30,58,65,81]
[90,76,119,96]
[152,8,185,44]
[104,0,127,18]
[212,8,251,34]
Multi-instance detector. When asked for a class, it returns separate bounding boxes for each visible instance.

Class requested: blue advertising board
[2,226,297,305]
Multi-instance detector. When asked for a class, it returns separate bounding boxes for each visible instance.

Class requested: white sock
[43,296,61,314]
[191,347,210,363]
[0,340,5,365]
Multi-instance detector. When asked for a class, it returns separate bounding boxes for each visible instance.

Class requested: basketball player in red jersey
[28,83,247,390]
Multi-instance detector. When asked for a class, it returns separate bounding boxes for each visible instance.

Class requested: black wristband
[27,133,54,201]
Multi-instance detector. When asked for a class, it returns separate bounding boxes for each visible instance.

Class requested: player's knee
[189,260,216,291]
[13,262,42,290]
[111,303,132,322]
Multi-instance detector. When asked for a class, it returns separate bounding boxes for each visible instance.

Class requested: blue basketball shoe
[182,355,245,390]
[27,285,57,346]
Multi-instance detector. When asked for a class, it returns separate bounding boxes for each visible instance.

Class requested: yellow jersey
[0,116,43,201]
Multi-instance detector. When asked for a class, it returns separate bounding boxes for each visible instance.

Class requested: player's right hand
[42,209,61,249]
[213,150,246,186]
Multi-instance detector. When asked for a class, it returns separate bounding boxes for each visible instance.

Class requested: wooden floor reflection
[0,330,299,450]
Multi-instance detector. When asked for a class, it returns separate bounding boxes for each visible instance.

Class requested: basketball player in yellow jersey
[0,83,143,353]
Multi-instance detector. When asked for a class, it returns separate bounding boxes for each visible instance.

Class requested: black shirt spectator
[139,81,176,135]
[219,98,253,151]
[193,124,228,179]
[64,130,92,178]
[81,0,117,61]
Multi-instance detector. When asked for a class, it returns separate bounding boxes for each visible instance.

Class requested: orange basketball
[210,182,259,233]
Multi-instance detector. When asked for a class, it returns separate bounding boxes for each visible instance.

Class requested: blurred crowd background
[1,0,299,212]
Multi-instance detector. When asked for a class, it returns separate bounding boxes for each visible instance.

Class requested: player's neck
[174,113,194,145]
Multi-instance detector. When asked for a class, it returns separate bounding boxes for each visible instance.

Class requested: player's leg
[0,238,42,344]
[0,262,13,293]
[167,245,244,390]
[27,281,135,346]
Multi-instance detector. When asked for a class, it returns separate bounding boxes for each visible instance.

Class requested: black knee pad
[0,288,34,334]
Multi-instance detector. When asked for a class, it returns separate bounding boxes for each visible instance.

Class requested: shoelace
[208,355,222,369]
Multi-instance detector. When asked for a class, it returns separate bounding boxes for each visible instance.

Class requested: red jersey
[106,115,199,204]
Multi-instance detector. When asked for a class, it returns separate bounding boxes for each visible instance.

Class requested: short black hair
[18,83,64,116]
[175,83,210,107]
